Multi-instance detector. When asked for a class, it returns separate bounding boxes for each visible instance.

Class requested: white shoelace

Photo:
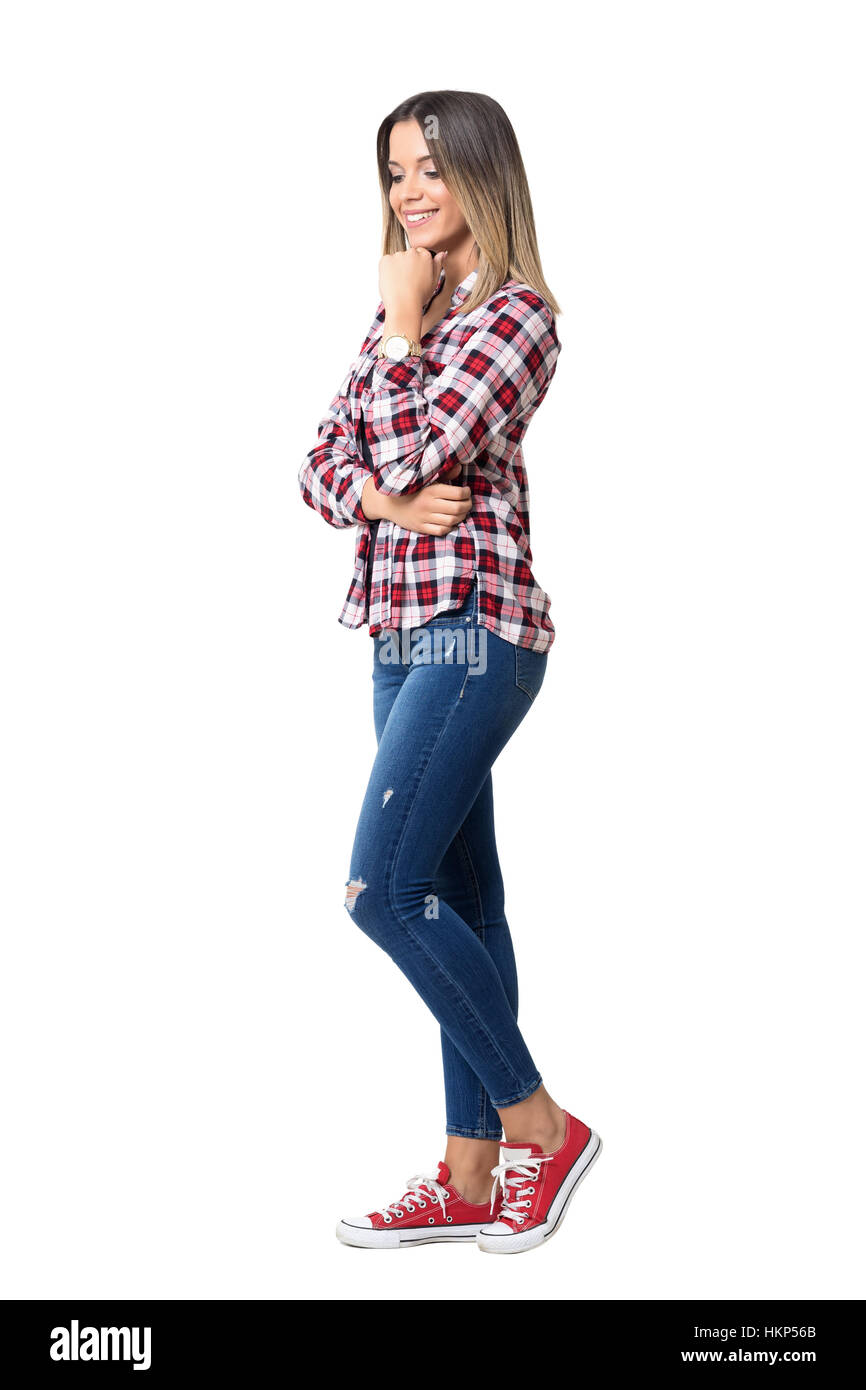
[376,1173,450,1222]
[489,1155,552,1223]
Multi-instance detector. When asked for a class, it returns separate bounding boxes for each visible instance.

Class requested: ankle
[506,1104,566,1154]
[450,1171,495,1205]
[443,1136,500,1204]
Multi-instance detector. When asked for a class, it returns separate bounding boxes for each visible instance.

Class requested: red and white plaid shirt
[299,266,561,652]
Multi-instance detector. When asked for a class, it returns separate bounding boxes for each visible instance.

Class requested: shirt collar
[426,265,478,312]
[450,267,478,306]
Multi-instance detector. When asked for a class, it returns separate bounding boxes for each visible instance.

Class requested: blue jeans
[344,578,548,1140]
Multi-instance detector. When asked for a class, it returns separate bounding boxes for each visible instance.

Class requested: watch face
[386,335,410,360]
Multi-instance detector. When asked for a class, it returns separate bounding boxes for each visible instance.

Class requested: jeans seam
[453,808,507,1136]
[453,827,484,931]
[446,1124,503,1140]
[494,1073,544,1108]
[514,644,537,701]
[451,823,490,1138]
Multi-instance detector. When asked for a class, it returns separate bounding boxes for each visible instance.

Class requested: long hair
[376,90,561,318]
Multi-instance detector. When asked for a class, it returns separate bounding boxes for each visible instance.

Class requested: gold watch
[378,333,422,362]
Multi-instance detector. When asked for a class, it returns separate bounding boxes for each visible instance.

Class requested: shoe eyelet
[395,1209,403,1218]
[428,1217,435,1225]
[446,1215,453,1223]
[383,1215,392,1223]
[526,1186,535,1194]
[518,1216,525,1224]
[418,1201,426,1208]
[405,1204,414,1213]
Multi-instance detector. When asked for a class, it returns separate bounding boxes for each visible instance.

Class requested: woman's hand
[379,247,447,312]
[362,461,472,536]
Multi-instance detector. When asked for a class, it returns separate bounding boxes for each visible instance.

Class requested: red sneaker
[336,1161,502,1249]
[477,1109,603,1254]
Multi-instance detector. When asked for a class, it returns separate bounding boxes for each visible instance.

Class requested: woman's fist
[379,247,448,310]
[362,460,472,536]
[392,460,472,536]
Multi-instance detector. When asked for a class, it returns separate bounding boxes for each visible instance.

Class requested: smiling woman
[377,90,560,321]
[298,89,602,1257]
[384,137,468,344]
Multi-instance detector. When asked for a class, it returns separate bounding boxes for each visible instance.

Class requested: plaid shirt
[299,266,561,651]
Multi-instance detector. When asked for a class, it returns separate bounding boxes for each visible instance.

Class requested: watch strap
[378,334,422,360]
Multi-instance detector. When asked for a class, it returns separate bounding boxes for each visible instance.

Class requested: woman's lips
[405,209,439,226]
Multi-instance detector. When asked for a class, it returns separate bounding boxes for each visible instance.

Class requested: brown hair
[376,90,561,318]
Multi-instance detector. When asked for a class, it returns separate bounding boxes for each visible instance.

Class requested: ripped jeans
[344,578,548,1140]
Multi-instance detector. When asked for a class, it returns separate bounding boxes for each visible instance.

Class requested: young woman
[299,90,602,1254]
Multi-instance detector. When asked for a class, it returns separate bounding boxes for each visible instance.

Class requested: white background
[1,0,863,1302]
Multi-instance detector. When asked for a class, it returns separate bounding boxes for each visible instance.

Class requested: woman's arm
[361,461,472,535]
[362,291,561,498]
[298,374,472,535]
[298,367,374,530]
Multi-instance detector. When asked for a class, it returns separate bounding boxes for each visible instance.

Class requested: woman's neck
[440,237,479,302]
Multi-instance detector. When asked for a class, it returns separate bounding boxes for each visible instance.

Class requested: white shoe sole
[476,1129,603,1254]
[336,1219,488,1250]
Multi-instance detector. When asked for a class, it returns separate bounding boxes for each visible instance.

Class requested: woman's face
[387,119,469,254]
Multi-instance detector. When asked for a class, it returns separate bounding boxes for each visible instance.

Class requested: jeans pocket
[514,643,548,702]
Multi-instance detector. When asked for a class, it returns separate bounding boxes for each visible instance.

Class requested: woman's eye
[390,171,439,184]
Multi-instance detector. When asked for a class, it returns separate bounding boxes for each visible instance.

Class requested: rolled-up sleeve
[361,292,561,497]
[298,369,372,529]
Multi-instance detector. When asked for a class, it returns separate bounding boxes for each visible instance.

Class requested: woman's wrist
[361,476,389,522]
[382,298,423,346]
